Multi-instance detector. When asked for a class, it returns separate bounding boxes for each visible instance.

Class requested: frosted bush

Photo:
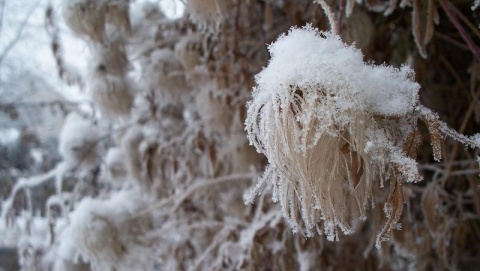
[59,113,99,169]
[245,25,423,239]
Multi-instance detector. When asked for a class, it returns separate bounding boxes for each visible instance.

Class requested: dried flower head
[91,42,130,77]
[106,0,131,37]
[195,88,233,135]
[105,147,127,181]
[59,113,99,169]
[62,0,106,42]
[59,190,154,271]
[175,34,202,72]
[245,26,422,240]
[89,71,133,118]
[145,49,190,104]
[186,0,229,29]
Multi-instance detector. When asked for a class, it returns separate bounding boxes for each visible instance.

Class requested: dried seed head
[59,113,99,169]
[245,26,422,240]
[175,34,202,72]
[195,88,233,135]
[89,73,133,118]
[105,147,127,181]
[91,42,130,77]
[145,49,190,105]
[186,0,229,29]
[106,0,132,37]
[62,0,106,42]
[59,190,155,270]
[121,128,145,187]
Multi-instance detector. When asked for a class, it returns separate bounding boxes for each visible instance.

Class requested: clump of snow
[255,25,419,117]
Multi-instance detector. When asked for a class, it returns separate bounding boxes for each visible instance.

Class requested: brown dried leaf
[424,0,436,45]
[412,0,427,58]
[421,181,439,235]
[350,151,364,189]
[403,128,422,159]
[423,116,443,162]
[106,3,131,36]
[196,131,206,152]
[209,139,217,164]
[377,173,404,247]
[145,144,158,185]
[173,158,179,173]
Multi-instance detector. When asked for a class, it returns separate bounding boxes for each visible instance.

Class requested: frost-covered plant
[3,0,480,270]
[244,25,480,242]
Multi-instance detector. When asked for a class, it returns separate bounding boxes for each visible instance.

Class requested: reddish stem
[438,0,480,62]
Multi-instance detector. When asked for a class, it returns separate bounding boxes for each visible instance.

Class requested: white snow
[254,25,419,116]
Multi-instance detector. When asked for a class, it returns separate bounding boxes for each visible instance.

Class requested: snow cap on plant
[244,25,423,240]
